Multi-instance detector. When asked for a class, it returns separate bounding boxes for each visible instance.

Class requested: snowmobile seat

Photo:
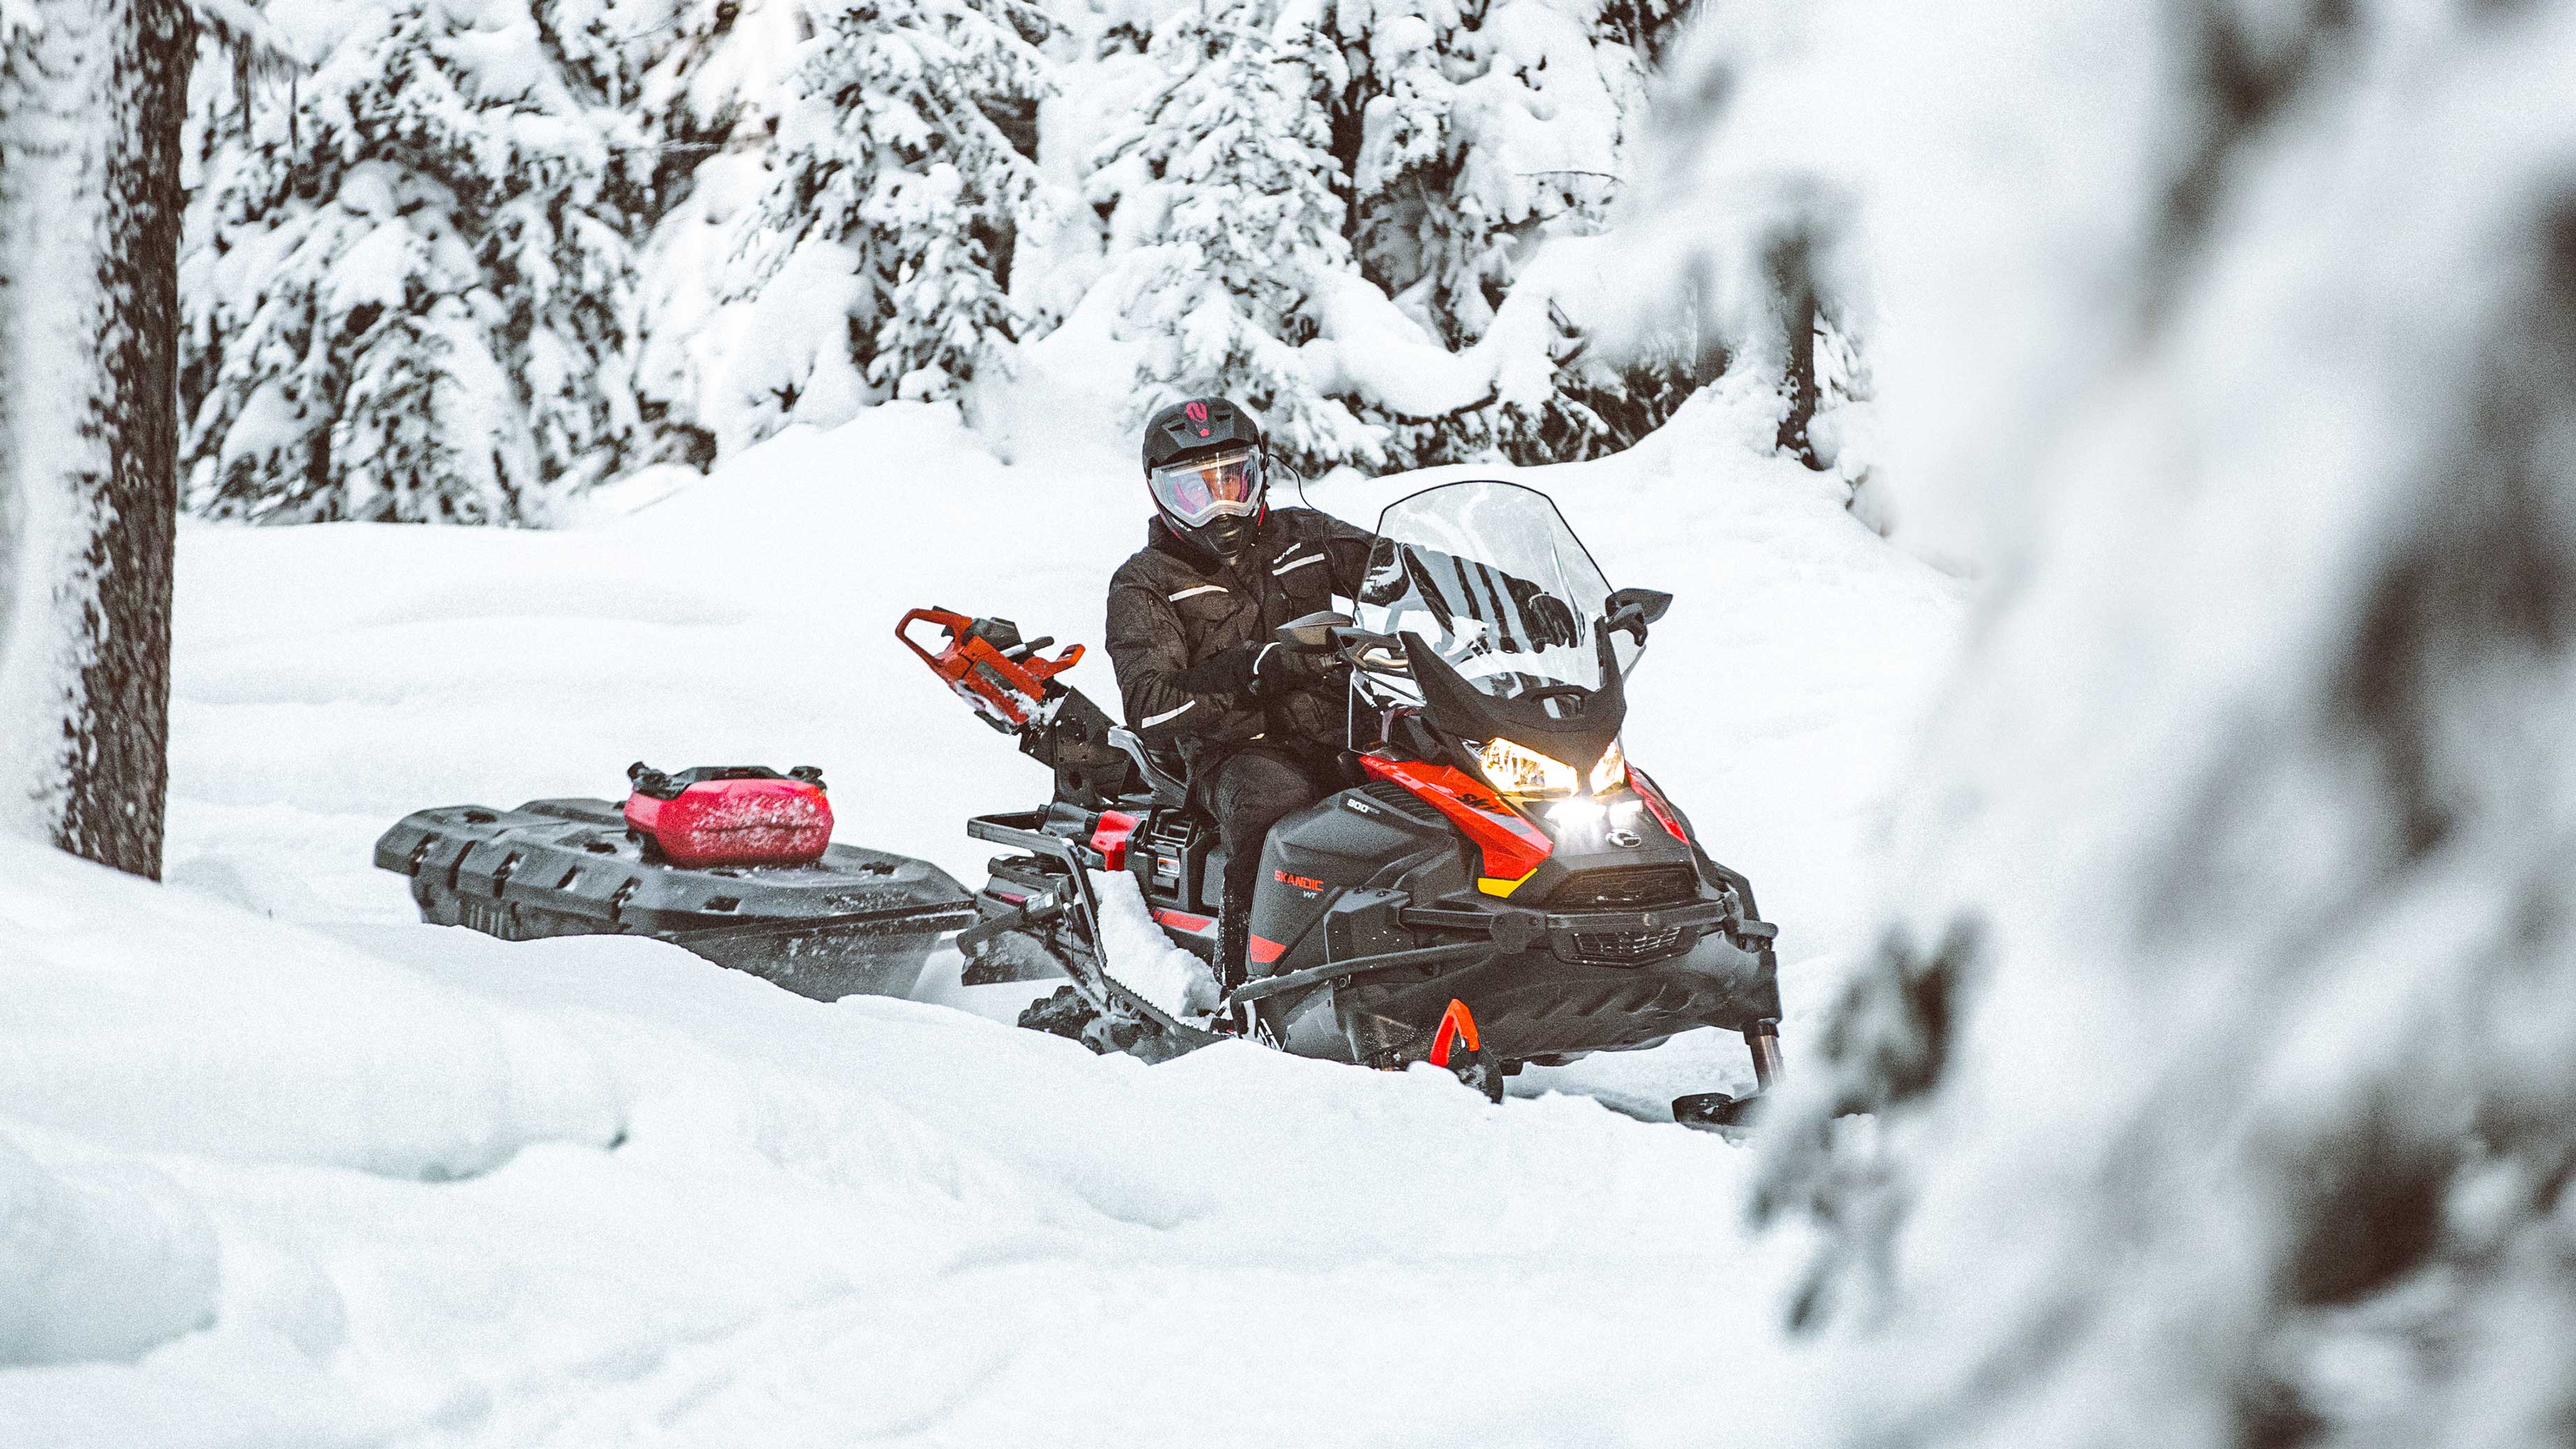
[1106,726,1189,809]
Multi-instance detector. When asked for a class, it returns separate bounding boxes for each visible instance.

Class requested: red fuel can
[623,763,833,868]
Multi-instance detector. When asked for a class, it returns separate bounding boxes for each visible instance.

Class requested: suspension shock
[1745,1019,1785,1091]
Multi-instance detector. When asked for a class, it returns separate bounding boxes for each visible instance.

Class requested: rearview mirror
[1602,587,1673,644]
[1275,610,1354,651]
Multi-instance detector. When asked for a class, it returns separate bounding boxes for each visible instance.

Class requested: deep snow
[3,389,1959,1444]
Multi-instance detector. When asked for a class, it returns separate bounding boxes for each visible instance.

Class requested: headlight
[1477,737,1577,800]
[1478,738,1631,801]
[1589,740,1627,796]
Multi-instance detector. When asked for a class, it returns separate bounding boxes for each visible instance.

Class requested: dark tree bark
[0,0,191,880]
[62,0,187,878]
[1774,242,1823,470]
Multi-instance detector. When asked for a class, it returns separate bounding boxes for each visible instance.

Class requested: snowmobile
[901,480,1783,1126]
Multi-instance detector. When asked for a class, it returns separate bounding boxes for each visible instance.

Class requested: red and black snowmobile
[902,480,1783,1125]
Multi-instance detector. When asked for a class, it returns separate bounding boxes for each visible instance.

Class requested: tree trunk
[0,0,190,880]
[1774,244,1823,470]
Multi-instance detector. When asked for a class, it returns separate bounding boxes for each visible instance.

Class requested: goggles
[1148,449,1266,528]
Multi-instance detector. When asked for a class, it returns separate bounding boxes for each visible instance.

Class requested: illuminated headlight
[1589,740,1627,796]
[1479,738,1633,802]
[1477,737,1577,800]
[1551,796,1607,830]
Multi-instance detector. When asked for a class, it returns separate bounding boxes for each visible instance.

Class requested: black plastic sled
[375,798,976,1002]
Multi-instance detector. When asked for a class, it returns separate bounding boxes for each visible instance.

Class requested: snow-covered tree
[2,0,269,879]
[1620,1,2576,1446]
[1336,0,1635,352]
[624,0,804,151]
[714,0,1048,452]
[1064,0,1707,472]
[1577,5,1881,496]
[180,0,645,525]
[1091,0,1384,470]
[1314,0,1702,467]
[577,0,806,462]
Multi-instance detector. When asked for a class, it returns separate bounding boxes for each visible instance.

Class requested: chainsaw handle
[1023,640,1085,678]
[897,607,1083,676]
[896,607,975,672]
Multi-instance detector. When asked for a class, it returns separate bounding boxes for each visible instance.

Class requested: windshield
[1354,481,1638,703]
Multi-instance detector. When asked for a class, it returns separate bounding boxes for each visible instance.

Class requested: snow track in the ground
[5,394,1956,1445]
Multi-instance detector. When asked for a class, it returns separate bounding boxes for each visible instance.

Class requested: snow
[1092,870,1221,1019]
[635,151,768,454]
[1,390,1957,1440]
[705,238,875,456]
[1301,231,1630,419]
[0,1126,219,1369]
[0,0,129,852]
[1605,1,2576,1445]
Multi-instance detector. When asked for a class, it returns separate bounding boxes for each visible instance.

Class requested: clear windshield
[1354,481,1639,703]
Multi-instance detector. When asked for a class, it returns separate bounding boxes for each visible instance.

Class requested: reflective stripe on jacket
[1103,507,1375,770]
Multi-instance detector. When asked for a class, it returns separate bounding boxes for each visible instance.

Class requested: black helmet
[1143,397,1269,560]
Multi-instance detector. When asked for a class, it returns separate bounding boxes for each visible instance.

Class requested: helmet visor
[1150,449,1266,528]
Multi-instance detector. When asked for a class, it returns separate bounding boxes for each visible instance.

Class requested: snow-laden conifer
[180,0,644,524]
[1092,0,1384,471]
[1327,0,1680,466]
[600,0,804,462]
[627,0,804,145]
[714,0,1048,452]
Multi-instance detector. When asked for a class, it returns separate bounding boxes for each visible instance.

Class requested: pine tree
[1721,1,2576,1443]
[1096,0,1383,472]
[719,0,1048,449]
[1,0,196,877]
[1328,0,1678,468]
[570,0,805,463]
[628,0,804,159]
[1339,0,1498,352]
[180,0,644,524]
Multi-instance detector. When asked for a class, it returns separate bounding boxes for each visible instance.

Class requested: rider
[1104,397,1374,993]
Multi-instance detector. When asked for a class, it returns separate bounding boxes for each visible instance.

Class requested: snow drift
[0,1125,218,1369]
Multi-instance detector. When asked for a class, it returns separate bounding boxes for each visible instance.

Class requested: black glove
[1178,644,1307,700]
[1250,646,1325,700]
[1176,644,1261,698]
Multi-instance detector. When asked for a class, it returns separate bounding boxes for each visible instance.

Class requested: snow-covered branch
[1298,233,1619,422]
[189,0,302,85]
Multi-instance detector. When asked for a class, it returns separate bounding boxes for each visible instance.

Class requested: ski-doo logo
[1607,829,1644,849]
[1185,401,1212,436]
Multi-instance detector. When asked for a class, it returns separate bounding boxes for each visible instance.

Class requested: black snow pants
[1207,745,1338,990]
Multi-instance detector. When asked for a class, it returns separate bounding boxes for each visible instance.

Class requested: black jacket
[1104,507,1375,770]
